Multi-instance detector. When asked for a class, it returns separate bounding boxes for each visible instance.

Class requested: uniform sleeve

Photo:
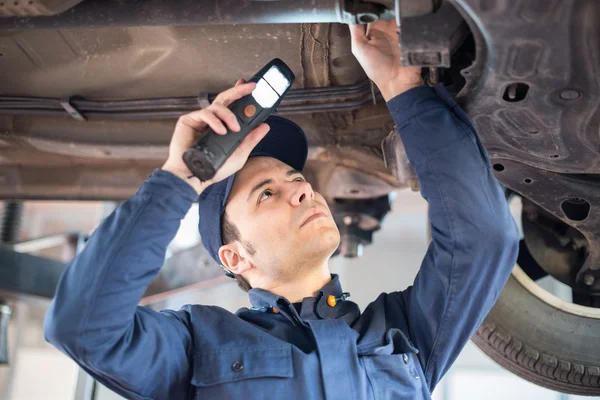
[385,85,520,391]
[43,169,199,400]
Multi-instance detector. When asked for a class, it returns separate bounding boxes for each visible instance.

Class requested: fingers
[177,79,252,137]
[211,103,241,132]
[236,123,270,157]
[214,81,256,106]
[178,109,227,134]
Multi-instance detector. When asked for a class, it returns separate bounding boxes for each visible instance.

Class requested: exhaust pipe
[0,0,434,31]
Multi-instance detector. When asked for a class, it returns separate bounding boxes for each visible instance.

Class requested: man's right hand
[162,79,271,195]
[349,20,423,101]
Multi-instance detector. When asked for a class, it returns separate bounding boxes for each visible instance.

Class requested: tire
[472,266,600,396]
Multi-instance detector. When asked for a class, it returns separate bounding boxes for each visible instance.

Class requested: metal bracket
[344,1,384,24]
[197,92,211,108]
[492,158,600,294]
[60,97,86,121]
[399,2,468,67]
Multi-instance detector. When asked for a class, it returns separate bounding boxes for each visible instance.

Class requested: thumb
[235,78,246,87]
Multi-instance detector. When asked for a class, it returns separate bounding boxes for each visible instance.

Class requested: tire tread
[473,321,600,395]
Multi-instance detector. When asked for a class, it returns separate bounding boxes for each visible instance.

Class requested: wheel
[472,195,600,396]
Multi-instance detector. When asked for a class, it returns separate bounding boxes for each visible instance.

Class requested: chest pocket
[360,329,427,399]
[191,345,294,400]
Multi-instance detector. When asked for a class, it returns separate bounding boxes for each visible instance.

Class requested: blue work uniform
[44,85,520,400]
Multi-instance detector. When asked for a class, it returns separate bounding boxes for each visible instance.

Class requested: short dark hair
[220,211,253,292]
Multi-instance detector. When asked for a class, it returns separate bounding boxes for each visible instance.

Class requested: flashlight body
[183,58,295,182]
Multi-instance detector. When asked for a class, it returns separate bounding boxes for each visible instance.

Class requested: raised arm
[44,80,271,399]
[386,85,519,390]
[44,169,199,399]
[349,20,519,391]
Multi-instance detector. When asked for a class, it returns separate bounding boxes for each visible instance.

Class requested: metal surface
[453,0,600,175]
[0,20,402,201]
[10,233,76,253]
[140,244,227,306]
[448,0,600,299]
[492,158,600,294]
[330,194,392,258]
[0,80,385,120]
[0,302,9,365]
[0,246,67,304]
[399,2,469,67]
[0,237,230,307]
[0,0,438,30]
[0,0,83,17]
[522,201,584,287]
[0,0,390,31]
[72,368,96,400]
[381,127,419,192]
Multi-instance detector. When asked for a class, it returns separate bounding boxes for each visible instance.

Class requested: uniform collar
[247,274,360,326]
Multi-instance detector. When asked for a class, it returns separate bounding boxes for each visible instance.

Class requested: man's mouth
[300,208,326,228]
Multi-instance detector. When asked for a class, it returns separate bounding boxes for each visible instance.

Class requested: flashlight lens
[252,78,280,108]
[263,66,290,95]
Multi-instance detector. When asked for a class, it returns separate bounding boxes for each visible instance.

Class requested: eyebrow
[246,169,303,203]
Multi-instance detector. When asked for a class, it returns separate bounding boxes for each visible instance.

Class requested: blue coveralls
[44,85,520,400]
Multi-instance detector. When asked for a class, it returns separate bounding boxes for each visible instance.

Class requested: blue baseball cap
[197,115,308,277]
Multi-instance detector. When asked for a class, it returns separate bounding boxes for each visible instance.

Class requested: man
[44,20,519,400]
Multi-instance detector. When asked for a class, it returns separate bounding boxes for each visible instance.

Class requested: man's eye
[258,190,273,203]
[258,177,305,203]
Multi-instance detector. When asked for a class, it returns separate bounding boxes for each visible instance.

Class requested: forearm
[44,169,198,352]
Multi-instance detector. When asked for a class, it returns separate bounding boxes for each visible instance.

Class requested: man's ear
[218,243,253,276]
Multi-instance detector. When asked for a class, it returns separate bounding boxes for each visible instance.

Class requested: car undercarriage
[0,0,599,395]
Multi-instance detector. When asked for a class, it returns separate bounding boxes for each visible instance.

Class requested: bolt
[559,89,580,100]
[427,67,439,86]
[584,274,595,286]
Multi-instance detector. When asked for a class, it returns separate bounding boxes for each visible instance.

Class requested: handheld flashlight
[183,58,295,182]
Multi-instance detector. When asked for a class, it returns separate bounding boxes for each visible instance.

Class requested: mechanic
[44,20,519,400]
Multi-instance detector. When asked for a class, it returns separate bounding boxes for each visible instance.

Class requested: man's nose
[290,181,314,206]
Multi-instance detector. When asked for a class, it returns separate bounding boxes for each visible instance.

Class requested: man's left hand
[349,20,423,101]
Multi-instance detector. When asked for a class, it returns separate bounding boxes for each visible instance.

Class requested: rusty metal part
[0,0,83,17]
[300,23,331,88]
[521,198,590,295]
[365,0,438,16]
[381,127,419,191]
[330,195,392,258]
[492,158,600,293]
[452,0,600,175]
[0,0,437,30]
[140,244,229,306]
[0,0,386,31]
[0,80,384,120]
[399,2,469,67]
[0,233,229,307]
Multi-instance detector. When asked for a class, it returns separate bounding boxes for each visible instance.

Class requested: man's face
[219,156,340,289]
